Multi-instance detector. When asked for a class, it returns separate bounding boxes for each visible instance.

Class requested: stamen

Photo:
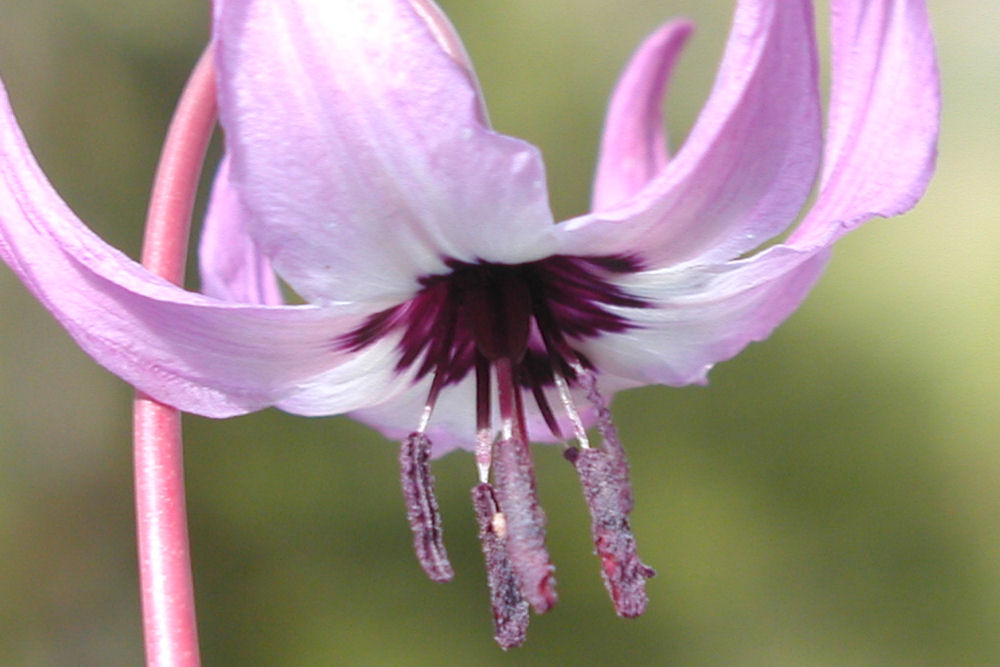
[500,419,514,442]
[553,370,590,449]
[493,437,557,613]
[475,427,492,484]
[475,353,493,483]
[399,432,453,582]
[566,447,655,617]
[416,403,433,435]
[572,362,619,456]
[495,358,526,445]
[566,362,654,617]
[472,483,529,649]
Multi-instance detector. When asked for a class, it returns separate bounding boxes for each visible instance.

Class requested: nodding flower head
[0,0,939,648]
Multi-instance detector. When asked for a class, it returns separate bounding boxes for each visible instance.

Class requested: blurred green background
[0,1,996,664]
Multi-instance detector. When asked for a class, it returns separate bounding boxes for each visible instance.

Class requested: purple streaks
[340,255,645,389]
[493,437,557,613]
[399,432,453,582]
[472,483,530,649]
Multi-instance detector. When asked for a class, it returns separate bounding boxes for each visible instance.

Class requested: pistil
[399,285,462,583]
[492,436,557,613]
[474,354,492,482]
[492,357,557,613]
[553,370,590,448]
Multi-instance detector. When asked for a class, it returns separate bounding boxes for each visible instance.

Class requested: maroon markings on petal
[492,437,557,613]
[472,483,530,649]
[566,446,655,617]
[399,432,453,582]
[339,255,647,391]
[524,361,562,440]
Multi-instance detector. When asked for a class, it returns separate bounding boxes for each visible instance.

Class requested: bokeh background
[0,1,996,664]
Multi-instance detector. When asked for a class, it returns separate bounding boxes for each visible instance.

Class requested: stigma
[344,255,655,648]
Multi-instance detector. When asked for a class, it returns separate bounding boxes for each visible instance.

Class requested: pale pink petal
[578,247,831,387]
[0,82,408,418]
[213,0,557,305]
[199,155,283,305]
[790,0,940,246]
[575,0,939,389]
[405,0,488,124]
[591,20,693,213]
[350,374,479,457]
[276,333,423,418]
[561,0,822,267]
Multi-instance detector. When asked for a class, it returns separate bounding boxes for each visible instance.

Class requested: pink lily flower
[0,0,938,653]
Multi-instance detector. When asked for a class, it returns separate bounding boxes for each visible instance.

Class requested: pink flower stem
[133,47,217,667]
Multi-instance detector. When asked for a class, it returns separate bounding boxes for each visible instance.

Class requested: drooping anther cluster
[347,255,654,648]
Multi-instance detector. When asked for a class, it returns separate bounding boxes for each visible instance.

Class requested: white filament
[554,371,590,449]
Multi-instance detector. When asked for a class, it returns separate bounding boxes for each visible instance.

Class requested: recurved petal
[591,19,693,213]
[0,82,407,418]
[577,246,831,388]
[213,0,557,305]
[580,0,939,391]
[199,155,283,305]
[562,0,822,268]
[405,0,483,113]
[789,0,939,247]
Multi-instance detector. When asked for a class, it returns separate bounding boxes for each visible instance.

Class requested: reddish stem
[134,47,216,667]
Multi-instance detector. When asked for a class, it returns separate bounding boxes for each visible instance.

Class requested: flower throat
[345,256,655,648]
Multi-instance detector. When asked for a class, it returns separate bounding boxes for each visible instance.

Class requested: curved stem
[134,46,216,667]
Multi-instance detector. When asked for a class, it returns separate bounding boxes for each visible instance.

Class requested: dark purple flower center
[346,255,655,648]
[343,255,645,405]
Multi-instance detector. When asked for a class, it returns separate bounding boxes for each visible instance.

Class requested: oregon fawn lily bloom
[0,0,938,650]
